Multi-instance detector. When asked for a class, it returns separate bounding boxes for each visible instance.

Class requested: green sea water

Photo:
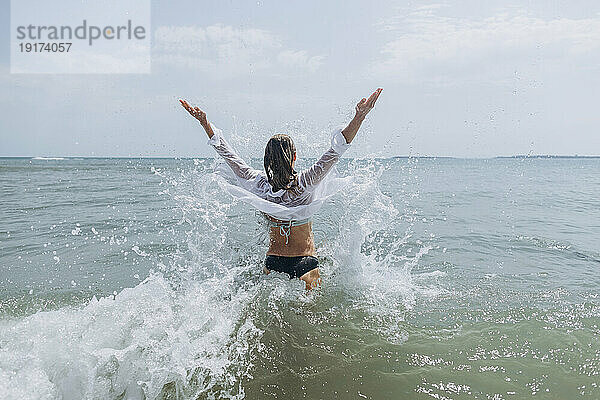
[0,156,599,399]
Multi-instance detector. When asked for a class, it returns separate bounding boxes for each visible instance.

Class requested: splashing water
[1,155,599,399]
[0,147,423,400]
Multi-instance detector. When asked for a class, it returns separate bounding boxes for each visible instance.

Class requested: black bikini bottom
[265,255,319,279]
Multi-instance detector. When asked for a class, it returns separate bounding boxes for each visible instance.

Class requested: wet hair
[264,134,297,192]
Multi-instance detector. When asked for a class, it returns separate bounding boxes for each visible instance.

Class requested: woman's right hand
[355,88,383,119]
[341,88,383,144]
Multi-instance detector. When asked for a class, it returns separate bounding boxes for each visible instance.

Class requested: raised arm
[179,99,260,181]
[300,88,383,188]
[342,87,383,144]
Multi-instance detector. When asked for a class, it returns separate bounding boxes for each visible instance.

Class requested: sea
[0,156,599,399]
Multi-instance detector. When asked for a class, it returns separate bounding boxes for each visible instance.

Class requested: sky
[1,0,599,158]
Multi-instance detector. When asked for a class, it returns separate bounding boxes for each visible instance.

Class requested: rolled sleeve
[207,123,223,146]
[330,127,351,155]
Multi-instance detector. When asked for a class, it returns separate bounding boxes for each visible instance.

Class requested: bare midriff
[266,218,316,257]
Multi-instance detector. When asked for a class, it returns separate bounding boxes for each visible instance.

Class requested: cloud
[153,24,325,77]
[373,6,600,83]
[277,50,325,72]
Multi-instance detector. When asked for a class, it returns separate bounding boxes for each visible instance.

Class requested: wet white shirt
[208,124,352,221]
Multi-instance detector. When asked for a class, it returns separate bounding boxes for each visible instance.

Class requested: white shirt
[208,124,352,221]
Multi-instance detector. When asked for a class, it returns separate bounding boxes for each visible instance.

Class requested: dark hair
[264,134,297,192]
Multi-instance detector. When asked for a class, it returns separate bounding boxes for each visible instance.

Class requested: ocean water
[0,156,599,399]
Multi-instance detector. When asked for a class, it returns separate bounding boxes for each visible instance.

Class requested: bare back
[267,218,315,257]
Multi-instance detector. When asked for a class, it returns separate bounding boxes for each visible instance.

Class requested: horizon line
[1,155,599,160]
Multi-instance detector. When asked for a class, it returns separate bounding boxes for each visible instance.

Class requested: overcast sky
[1,0,599,158]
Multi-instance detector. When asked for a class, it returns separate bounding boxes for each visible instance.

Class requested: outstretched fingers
[367,88,383,108]
[367,91,377,105]
[356,98,367,109]
[179,99,204,118]
[179,99,193,113]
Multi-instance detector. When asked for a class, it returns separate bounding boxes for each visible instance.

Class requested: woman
[179,88,382,289]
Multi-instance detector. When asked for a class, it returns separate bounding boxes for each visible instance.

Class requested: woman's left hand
[179,99,209,127]
[179,99,215,138]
